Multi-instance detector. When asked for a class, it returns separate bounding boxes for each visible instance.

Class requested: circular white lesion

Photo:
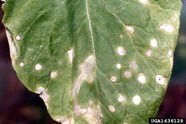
[160,24,174,33]
[126,26,134,35]
[36,86,50,109]
[168,50,173,57]
[123,71,132,78]
[123,122,129,124]
[137,73,146,84]
[139,0,148,5]
[129,60,138,71]
[110,76,117,82]
[35,63,42,71]
[118,94,125,103]
[116,63,122,69]
[132,95,141,105]
[117,46,125,56]
[146,50,152,57]
[150,39,157,48]
[50,71,58,78]
[120,34,124,38]
[16,35,21,41]
[19,62,24,67]
[108,105,115,112]
[156,75,166,85]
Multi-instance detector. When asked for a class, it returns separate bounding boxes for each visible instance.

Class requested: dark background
[0,1,186,124]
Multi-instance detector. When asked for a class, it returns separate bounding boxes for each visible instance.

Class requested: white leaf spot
[124,71,132,78]
[129,60,138,71]
[137,73,146,84]
[6,30,18,61]
[108,105,115,112]
[173,13,179,20]
[16,35,21,41]
[35,63,42,71]
[139,0,148,4]
[160,24,174,33]
[118,94,125,103]
[132,95,141,105]
[110,76,117,82]
[120,34,123,38]
[67,48,74,65]
[19,62,24,67]
[72,55,95,107]
[117,46,125,56]
[146,50,152,57]
[123,122,128,124]
[116,63,122,69]
[36,86,49,109]
[168,50,173,57]
[156,75,165,85]
[51,71,58,78]
[126,26,134,34]
[150,39,157,48]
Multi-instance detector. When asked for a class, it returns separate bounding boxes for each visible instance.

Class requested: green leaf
[2,0,182,123]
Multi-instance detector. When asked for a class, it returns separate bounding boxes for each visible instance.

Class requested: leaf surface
[2,0,182,123]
